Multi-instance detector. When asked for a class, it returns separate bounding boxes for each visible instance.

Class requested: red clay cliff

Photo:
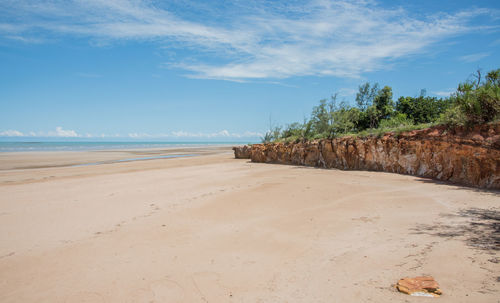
[234,123,500,189]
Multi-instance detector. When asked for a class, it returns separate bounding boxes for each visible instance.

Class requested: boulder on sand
[396,276,442,297]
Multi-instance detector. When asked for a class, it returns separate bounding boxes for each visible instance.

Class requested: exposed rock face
[244,123,500,189]
[396,276,442,297]
[232,145,252,159]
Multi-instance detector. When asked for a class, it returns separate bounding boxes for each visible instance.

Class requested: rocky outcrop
[241,123,500,189]
[396,276,442,297]
[232,145,251,159]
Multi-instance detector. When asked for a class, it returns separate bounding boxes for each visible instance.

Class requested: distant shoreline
[0,141,252,153]
[0,145,233,171]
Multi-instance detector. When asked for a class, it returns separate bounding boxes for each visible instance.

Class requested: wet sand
[0,147,498,302]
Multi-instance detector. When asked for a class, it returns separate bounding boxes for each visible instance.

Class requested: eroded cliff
[232,145,251,159]
[234,123,500,189]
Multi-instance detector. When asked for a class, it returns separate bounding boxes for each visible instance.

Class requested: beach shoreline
[0,150,498,302]
[0,145,234,171]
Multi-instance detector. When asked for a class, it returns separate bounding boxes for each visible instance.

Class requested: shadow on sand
[412,208,500,253]
[413,177,500,196]
[246,161,500,254]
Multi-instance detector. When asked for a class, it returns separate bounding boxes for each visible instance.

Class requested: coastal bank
[234,123,500,189]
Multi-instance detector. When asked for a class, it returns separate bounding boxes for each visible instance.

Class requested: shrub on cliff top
[445,69,500,125]
[261,68,499,143]
[378,113,413,129]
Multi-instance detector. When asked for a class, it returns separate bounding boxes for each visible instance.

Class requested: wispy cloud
[50,126,79,137]
[0,127,80,137]
[0,130,25,137]
[458,52,491,63]
[4,35,44,43]
[0,1,497,80]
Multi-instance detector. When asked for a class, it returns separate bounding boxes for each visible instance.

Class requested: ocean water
[0,141,248,152]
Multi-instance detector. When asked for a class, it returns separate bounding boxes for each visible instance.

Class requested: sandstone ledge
[232,145,251,159]
[240,123,500,189]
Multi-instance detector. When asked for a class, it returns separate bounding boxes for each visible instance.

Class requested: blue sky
[0,0,499,141]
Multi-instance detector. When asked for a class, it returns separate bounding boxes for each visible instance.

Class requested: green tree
[331,106,361,135]
[373,86,394,120]
[309,99,332,136]
[356,82,379,110]
[365,105,380,129]
[396,90,452,124]
[360,86,394,129]
[354,84,392,129]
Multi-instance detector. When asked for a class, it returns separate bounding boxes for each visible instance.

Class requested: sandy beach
[0,146,498,302]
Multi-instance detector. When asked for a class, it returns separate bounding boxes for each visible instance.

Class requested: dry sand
[0,147,498,302]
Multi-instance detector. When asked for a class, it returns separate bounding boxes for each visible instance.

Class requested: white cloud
[128,132,153,138]
[0,1,496,81]
[0,130,25,136]
[47,126,79,137]
[218,130,229,137]
[458,52,491,63]
[4,35,44,43]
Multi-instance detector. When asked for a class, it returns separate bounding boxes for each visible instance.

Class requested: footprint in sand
[191,271,232,302]
[0,252,15,259]
[351,216,380,223]
[128,279,185,302]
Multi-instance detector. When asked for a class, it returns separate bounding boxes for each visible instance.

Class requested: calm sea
[0,141,250,152]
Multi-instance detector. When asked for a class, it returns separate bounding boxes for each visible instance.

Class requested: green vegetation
[262,68,500,143]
